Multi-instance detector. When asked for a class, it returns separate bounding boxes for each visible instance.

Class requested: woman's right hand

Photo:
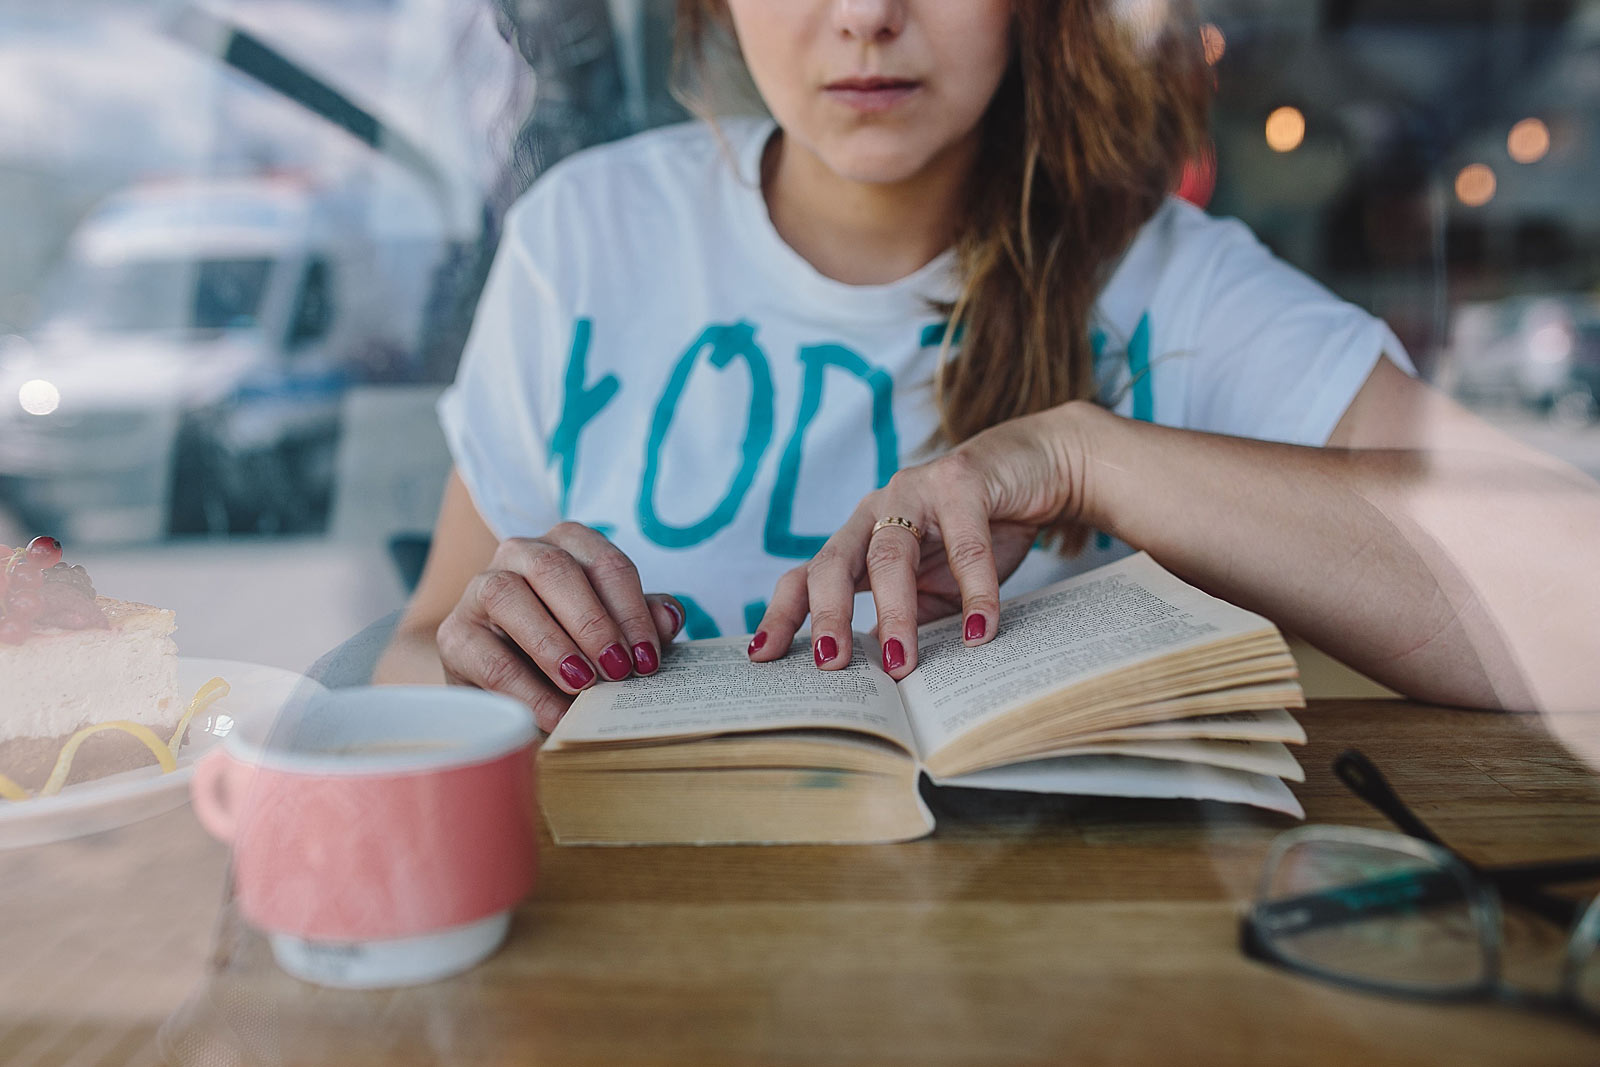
[435,522,684,732]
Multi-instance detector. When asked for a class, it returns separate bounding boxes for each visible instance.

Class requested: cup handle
[191,752,254,843]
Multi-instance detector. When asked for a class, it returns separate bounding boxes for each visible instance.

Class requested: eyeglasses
[1240,749,1600,1026]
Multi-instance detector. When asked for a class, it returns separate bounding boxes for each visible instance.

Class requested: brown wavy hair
[673,1,1211,446]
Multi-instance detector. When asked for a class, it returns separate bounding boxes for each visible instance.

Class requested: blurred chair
[305,607,405,689]
[309,384,452,687]
[328,383,451,573]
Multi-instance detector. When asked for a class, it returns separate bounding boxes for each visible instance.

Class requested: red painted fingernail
[599,644,631,680]
[559,655,595,689]
[964,614,987,642]
[748,630,767,655]
[632,642,659,675]
[814,635,838,667]
[883,638,905,672]
[664,600,684,632]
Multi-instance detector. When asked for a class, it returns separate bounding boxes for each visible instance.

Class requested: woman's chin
[812,143,944,188]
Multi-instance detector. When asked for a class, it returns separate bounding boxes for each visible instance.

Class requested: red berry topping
[0,540,106,640]
[6,588,42,623]
[7,564,41,591]
[37,582,107,630]
[25,536,62,568]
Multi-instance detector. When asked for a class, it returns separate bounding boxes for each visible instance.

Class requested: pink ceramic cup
[191,685,538,987]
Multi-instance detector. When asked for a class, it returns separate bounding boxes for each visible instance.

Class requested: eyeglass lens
[1258,835,1493,994]
[1574,897,1600,1014]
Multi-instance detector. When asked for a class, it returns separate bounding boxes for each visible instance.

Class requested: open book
[539,553,1308,845]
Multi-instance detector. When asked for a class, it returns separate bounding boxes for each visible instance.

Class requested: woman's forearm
[1066,401,1600,712]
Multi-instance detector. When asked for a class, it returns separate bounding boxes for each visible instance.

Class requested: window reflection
[0,0,1597,672]
[48,258,274,334]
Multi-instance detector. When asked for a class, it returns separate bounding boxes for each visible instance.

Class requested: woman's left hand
[749,404,1092,678]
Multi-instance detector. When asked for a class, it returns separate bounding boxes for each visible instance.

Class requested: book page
[1024,738,1306,781]
[1065,708,1306,746]
[933,755,1305,819]
[917,703,1306,773]
[546,635,917,753]
[1062,713,1312,748]
[898,553,1281,759]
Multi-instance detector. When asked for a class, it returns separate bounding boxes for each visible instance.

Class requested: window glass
[0,0,1596,674]
[286,257,334,348]
[3,9,1599,1052]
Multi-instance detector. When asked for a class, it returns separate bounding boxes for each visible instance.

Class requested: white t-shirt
[439,118,1411,639]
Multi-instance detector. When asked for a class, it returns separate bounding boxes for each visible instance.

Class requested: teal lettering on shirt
[638,321,775,549]
[1114,314,1152,553]
[1089,321,1153,553]
[764,342,899,559]
[1128,312,1154,423]
[1091,315,1153,421]
[919,321,966,348]
[743,599,767,634]
[548,318,620,517]
[1090,330,1110,555]
[671,593,721,640]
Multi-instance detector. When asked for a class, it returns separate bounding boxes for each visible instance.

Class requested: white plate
[0,658,325,850]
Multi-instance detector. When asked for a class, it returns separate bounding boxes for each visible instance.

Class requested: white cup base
[269,911,512,989]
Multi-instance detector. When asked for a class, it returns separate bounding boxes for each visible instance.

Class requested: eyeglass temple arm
[1334,750,1589,929]
[1482,858,1600,887]
[1333,750,1446,844]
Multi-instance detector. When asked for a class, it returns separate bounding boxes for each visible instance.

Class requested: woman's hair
[673,0,1210,451]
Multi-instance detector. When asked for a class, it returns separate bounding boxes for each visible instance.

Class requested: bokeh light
[1265,107,1306,153]
[1507,118,1550,164]
[1455,164,1498,207]
[18,378,60,416]
[1530,323,1574,364]
[1201,24,1226,65]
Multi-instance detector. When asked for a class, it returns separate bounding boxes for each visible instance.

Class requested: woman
[377,0,1600,724]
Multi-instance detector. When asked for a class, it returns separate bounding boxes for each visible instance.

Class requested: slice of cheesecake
[0,598,181,794]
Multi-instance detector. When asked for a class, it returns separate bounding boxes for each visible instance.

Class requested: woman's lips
[823,77,921,114]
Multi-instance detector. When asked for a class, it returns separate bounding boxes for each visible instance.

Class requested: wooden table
[3,700,1598,1067]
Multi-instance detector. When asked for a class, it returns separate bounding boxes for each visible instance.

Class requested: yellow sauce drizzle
[1,677,231,802]
[39,722,175,797]
[168,677,230,754]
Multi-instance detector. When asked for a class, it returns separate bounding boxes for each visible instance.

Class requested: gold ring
[871,516,923,540]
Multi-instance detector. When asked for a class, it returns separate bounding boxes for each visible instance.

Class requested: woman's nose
[832,0,906,44]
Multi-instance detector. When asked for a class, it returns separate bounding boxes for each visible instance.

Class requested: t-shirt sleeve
[436,194,567,540]
[1176,213,1414,446]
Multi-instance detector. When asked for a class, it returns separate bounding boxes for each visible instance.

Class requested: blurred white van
[0,175,441,543]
